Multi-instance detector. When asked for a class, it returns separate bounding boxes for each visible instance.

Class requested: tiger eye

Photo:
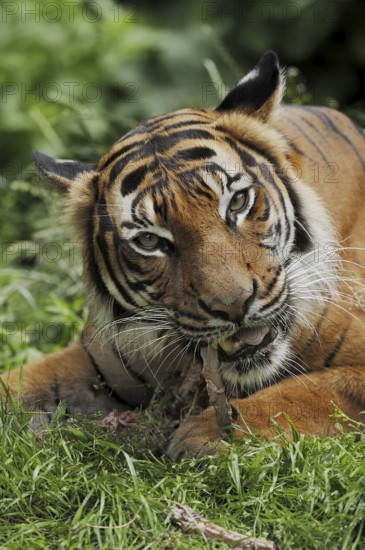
[135,233,160,250]
[229,191,248,212]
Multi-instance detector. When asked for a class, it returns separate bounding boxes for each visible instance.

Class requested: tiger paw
[167,406,227,461]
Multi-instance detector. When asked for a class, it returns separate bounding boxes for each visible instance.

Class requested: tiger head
[33,52,337,390]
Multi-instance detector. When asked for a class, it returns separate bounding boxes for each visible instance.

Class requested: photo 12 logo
[1,242,80,265]
[201,2,340,23]
[1,2,140,24]
[0,81,140,104]
[0,321,82,345]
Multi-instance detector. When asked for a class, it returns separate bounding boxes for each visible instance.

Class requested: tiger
[2,51,365,460]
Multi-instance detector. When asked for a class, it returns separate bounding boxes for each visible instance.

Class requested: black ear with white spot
[216,51,284,121]
[32,151,97,192]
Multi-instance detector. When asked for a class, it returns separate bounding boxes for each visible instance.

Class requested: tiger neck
[81,307,189,408]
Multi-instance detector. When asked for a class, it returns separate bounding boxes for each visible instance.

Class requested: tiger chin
[2,51,365,461]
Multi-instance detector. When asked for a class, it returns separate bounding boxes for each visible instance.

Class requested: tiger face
[33,52,337,391]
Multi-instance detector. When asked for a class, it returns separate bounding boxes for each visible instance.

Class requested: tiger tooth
[218,339,235,353]
[231,340,244,352]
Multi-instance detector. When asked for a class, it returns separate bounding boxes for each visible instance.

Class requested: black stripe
[194,174,217,199]
[189,184,213,200]
[118,249,156,277]
[177,313,210,326]
[162,119,210,131]
[173,322,212,335]
[203,161,241,191]
[223,136,257,168]
[223,133,282,174]
[297,114,331,145]
[149,111,212,125]
[323,329,347,369]
[151,278,169,298]
[111,344,149,386]
[121,164,150,196]
[180,171,210,194]
[99,142,139,171]
[109,150,145,185]
[176,146,216,161]
[121,221,142,230]
[168,129,216,140]
[128,173,171,222]
[261,266,282,299]
[81,340,135,408]
[113,300,128,320]
[256,195,271,221]
[283,179,312,252]
[174,307,209,323]
[177,177,207,200]
[257,243,276,251]
[309,107,365,172]
[260,282,287,312]
[274,220,282,238]
[153,130,216,149]
[86,176,110,299]
[148,290,166,301]
[244,278,258,316]
[246,193,259,220]
[131,188,149,225]
[96,232,139,308]
[281,114,329,164]
[154,191,169,222]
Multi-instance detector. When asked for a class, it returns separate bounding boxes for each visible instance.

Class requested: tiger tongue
[219,326,270,354]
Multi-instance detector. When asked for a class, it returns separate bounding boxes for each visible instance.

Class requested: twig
[200,346,233,430]
[166,504,282,549]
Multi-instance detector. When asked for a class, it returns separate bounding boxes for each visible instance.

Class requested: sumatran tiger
[2,51,365,460]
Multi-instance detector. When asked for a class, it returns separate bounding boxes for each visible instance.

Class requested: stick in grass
[167,504,282,550]
[200,345,233,431]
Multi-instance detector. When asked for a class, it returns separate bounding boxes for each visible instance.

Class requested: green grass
[0,401,365,549]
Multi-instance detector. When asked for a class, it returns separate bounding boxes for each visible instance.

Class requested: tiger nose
[199,283,257,324]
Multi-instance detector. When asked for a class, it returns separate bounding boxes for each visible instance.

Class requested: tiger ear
[216,51,284,121]
[32,151,97,192]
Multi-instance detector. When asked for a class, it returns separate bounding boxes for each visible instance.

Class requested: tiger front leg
[0,340,126,420]
[167,366,365,461]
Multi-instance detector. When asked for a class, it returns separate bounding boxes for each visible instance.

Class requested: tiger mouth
[217,325,277,362]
